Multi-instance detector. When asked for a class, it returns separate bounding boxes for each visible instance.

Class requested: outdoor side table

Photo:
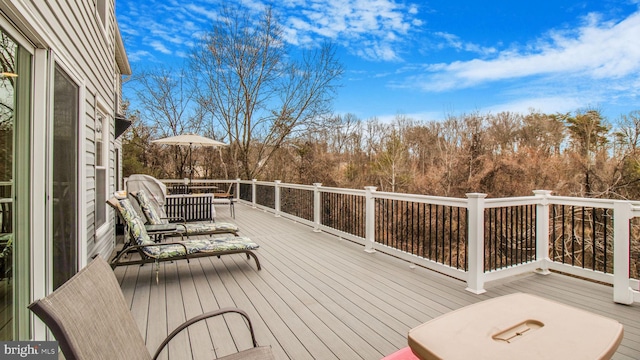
[408,292,623,360]
[145,223,181,242]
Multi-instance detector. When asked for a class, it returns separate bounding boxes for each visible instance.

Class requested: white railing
[166,178,640,304]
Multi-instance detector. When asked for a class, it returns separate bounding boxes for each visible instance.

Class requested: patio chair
[171,183,191,194]
[130,189,239,237]
[213,183,236,218]
[107,195,262,272]
[28,256,274,360]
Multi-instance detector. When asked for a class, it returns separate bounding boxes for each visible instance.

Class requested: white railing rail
[157,178,640,304]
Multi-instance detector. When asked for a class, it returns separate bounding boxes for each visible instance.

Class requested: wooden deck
[114,203,640,360]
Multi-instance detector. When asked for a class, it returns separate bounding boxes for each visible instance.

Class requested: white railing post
[466,193,487,294]
[313,183,322,232]
[533,190,552,274]
[234,178,241,201]
[251,179,257,208]
[364,186,377,253]
[274,180,281,217]
[613,200,634,304]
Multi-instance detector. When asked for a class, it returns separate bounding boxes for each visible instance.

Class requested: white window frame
[95,0,107,30]
[95,98,109,235]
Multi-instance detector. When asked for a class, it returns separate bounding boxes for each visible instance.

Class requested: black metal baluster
[571,206,576,266]
[512,207,516,266]
[448,206,453,266]
[403,200,407,251]
[441,205,446,264]
[603,210,608,272]
[413,202,418,256]
[456,207,461,269]
[500,208,509,268]
[436,204,440,264]
[428,204,433,260]
[519,205,523,264]
[418,203,427,257]
[551,205,556,261]
[386,200,390,247]
[592,207,597,271]
[492,208,496,270]
[581,206,586,268]
[529,205,534,261]
[562,206,566,264]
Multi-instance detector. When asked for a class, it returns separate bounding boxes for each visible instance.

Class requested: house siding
[25,0,120,261]
[0,0,129,339]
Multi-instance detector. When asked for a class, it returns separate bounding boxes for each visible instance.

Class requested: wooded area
[120,5,640,201]
[123,106,640,200]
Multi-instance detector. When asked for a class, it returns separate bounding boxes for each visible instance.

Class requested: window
[95,111,107,229]
[95,0,106,29]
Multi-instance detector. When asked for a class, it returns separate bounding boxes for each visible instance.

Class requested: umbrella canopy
[152,134,227,180]
[151,134,227,147]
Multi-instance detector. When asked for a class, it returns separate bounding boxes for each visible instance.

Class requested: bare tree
[132,67,205,178]
[373,128,410,192]
[562,109,610,196]
[0,31,17,129]
[120,101,164,178]
[607,110,640,198]
[486,112,522,155]
[520,111,565,155]
[190,5,343,179]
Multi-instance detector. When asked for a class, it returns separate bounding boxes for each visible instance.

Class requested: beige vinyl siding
[28,0,120,261]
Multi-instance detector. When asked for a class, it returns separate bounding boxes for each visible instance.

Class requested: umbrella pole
[189,143,192,183]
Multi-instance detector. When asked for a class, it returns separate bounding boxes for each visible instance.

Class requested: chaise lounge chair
[127,174,219,222]
[107,194,262,271]
[130,189,239,237]
[0,233,12,280]
[29,256,274,360]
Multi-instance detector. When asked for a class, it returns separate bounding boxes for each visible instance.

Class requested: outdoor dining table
[187,185,218,194]
[407,292,623,360]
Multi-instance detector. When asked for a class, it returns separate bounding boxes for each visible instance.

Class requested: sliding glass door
[52,65,78,290]
[0,26,31,341]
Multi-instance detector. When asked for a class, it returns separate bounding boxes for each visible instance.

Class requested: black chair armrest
[110,240,187,267]
[152,308,264,360]
[161,215,187,223]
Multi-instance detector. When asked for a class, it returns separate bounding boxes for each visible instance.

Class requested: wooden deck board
[115,203,640,360]
[164,261,193,360]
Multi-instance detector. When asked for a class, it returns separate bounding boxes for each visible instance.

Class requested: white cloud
[433,32,497,56]
[484,96,585,116]
[356,41,401,62]
[279,0,421,61]
[184,4,217,21]
[411,10,640,91]
[119,0,422,63]
[150,41,172,54]
[127,50,153,62]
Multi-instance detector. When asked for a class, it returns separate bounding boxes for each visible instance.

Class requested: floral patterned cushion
[0,233,12,259]
[111,192,255,261]
[141,236,259,259]
[134,189,166,225]
[135,189,239,234]
[113,197,154,246]
[181,222,239,235]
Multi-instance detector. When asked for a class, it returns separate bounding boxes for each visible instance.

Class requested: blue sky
[116,0,640,123]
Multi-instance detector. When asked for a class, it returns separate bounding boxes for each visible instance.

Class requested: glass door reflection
[0,28,17,340]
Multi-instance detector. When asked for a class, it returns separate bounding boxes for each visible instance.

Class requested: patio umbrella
[151,134,227,181]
